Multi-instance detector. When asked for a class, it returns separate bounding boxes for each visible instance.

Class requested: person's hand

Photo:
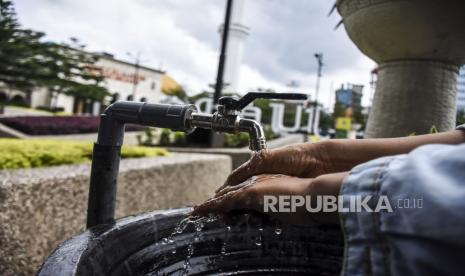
[193,172,348,225]
[217,142,336,193]
[218,129,465,193]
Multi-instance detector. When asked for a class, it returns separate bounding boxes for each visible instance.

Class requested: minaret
[219,0,249,93]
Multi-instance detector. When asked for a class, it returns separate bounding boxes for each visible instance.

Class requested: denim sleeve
[340,143,465,276]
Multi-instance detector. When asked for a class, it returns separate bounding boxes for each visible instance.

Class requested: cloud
[13,0,376,107]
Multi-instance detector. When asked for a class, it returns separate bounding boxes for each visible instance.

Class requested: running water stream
[157,172,295,275]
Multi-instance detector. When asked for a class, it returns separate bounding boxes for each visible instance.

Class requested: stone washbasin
[38,208,344,275]
[337,0,465,64]
[337,0,465,138]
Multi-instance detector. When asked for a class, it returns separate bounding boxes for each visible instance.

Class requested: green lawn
[0,139,169,169]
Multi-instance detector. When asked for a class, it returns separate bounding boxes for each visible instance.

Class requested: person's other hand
[194,172,347,225]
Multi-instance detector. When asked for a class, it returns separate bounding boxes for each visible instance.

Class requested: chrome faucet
[189,92,308,151]
[86,92,307,228]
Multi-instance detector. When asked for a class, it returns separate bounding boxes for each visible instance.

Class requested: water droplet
[168,238,174,244]
[187,244,194,256]
[162,237,169,244]
[171,248,176,254]
[195,222,204,232]
[221,244,227,255]
[226,226,231,232]
[275,228,282,235]
[207,213,218,222]
[183,259,190,269]
[255,228,263,246]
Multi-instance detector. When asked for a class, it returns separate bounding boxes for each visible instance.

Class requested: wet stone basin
[38,208,344,275]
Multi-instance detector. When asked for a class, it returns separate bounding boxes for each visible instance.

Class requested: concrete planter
[0,153,231,275]
[337,0,465,137]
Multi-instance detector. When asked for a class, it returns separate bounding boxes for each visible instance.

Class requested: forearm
[322,129,465,172]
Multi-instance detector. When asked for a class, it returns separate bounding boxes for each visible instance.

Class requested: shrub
[173,131,187,145]
[159,128,172,146]
[0,139,169,169]
[0,116,144,135]
[224,132,250,148]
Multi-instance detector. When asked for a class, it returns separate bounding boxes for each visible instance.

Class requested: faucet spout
[238,118,267,151]
[189,113,266,152]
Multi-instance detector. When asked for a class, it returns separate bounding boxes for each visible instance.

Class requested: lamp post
[210,0,233,148]
[311,53,323,135]
[213,0,233,105]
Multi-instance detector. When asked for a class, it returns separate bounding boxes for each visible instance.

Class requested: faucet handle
[219,92,308,111]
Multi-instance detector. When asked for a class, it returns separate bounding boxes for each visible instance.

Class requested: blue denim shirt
[340,126,465,276]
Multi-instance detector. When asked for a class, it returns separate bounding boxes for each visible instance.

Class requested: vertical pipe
[86,143,121,228]
[86,115,125,228]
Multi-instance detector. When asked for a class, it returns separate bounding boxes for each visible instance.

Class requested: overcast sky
[13,0,376,108]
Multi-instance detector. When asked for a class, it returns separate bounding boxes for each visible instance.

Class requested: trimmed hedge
[0,139,169,169]
[0,116,144,135]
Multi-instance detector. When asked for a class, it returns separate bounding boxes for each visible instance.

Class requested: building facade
[335,84,364,109]
[1,52,165,115]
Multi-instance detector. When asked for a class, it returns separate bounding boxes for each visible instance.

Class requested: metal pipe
[190,113,213,129]
[87,101,196,228]
[86,94,298,228]
[87,115,125,228]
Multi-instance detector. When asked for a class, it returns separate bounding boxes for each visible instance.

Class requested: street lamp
[314,53,323,106]
[310,53,323,137]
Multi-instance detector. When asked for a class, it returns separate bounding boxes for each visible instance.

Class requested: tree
[352,108,366,129]
[0,0,109,101]
[332,102,345,120]
[319,110,334,133]
[457,109,465,126]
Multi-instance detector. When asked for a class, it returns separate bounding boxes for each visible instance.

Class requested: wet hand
[217,142,334,193]
[194,172,348,225]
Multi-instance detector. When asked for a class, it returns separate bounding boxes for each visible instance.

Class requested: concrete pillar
[366,60,459,137]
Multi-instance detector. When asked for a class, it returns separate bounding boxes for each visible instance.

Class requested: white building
[2,52,165,115]
[219,0,249,93]
[457,66,465,112]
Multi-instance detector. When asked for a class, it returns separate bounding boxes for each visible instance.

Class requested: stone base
[366,60,459,138]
